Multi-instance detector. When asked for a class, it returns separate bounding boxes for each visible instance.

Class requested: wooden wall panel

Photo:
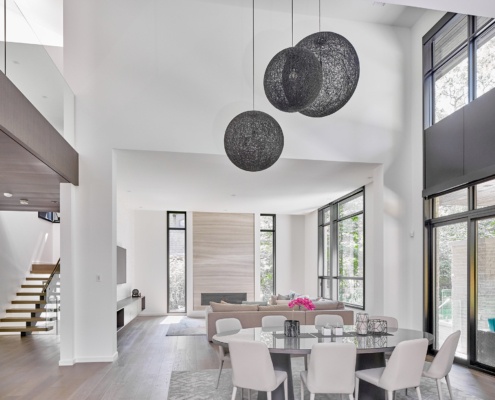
[193,212,254,310]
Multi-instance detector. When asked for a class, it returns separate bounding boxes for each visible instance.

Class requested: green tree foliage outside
[338,214,364,306]
[260,231,274,302]
[169,254,186,312]
[435,35,495,123]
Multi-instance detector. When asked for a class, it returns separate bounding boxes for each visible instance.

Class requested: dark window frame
[424,179,495,374]
[318,188,365,309]
[423,14,495,128]
[260,214,276,299]
[167,211,187,314]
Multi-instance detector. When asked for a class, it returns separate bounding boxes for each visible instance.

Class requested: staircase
[0,262,60,336]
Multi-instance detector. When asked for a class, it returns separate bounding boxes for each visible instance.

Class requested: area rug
[167,364,484,400]
[165,317,206,336]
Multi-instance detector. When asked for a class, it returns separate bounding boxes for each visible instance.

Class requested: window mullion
[468,16,477,101]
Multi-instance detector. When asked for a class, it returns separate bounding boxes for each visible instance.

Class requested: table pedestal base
[356,352,387,400]
[257,353,294,400]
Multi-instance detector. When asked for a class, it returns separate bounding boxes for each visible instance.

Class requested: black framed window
[424,14,495,127]
[167,211,186,313]
[425,177,495,373]
[260,214,276,302]
[318,188,365,309]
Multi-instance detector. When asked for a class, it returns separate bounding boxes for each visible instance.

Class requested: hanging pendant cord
[292,0,294,47]
[319,0,321,32]
[252,0,255,110]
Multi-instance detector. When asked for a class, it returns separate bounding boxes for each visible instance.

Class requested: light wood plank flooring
[0,316,493,399]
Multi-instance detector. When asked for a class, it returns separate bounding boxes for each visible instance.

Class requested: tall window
[426,178,495,373]
[260,214,275,302]
[318,189,365,309]
[424,14,495,127]
[167,212,186,313]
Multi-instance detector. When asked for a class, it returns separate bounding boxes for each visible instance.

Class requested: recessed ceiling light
[20,199,29,205]
[3,192,12,198]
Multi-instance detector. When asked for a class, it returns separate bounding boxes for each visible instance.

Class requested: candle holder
[368,319,388,334]
[355,312,369,335]
[284,320,300,337]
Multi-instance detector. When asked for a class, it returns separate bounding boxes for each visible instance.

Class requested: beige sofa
[206,302,354,341]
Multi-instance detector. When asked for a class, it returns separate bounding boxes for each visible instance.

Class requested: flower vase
[284,320,300,337]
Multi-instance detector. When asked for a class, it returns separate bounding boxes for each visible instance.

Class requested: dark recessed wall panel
[424,110,464,189]
[464,89,495,174]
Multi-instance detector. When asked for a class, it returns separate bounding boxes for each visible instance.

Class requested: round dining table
[212,324,434,400]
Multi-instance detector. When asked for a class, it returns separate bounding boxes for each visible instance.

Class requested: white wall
[133,210,167,316]
[303,210,318,297]
[0,211,59,320]
[276,215,306,296]
[62,0,451,362]
[116,205,135,301]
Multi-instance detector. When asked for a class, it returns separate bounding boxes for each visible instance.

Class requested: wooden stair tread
[26,277,47,281]
[6,308,45,313]
[21,285,46,288]
[0,326,54,332]
[31,264,57,274]
[16,292,44,296]
[12,300,47,305]
[0,317,56,322]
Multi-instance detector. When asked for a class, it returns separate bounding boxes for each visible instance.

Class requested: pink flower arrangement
[288,297,315,311]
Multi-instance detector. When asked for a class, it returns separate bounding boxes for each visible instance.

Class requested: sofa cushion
[276,300,291,305]
[313,300,345,310]
[209,302,259,312]
[258,304,292,311]
[242,301,268,306]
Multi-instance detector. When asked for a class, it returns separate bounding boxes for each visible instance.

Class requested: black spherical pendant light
[296,31,360,118]
[224,111,284,172]
[264,47,323,113]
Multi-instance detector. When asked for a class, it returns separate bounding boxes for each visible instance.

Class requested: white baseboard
[73,352,118,363]
[59,358,75,366]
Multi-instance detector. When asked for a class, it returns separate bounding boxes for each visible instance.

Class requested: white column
[59,182,75,366]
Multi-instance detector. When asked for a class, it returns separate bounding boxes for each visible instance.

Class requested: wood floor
[0,316,493,399]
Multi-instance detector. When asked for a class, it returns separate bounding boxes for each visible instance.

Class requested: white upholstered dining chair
[301,342,356,400]
[229,339,288,400]
[355,338,428,400]
[368,315,399,331]
[215,318,242,389]
[314,314,344,327]
[262,315,287,328]
[422,330,460,400]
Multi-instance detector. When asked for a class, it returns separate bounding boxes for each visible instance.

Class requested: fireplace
[201,292,247,305]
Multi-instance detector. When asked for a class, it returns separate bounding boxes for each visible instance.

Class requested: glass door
[475,217,495,368]
[433,221,468,358]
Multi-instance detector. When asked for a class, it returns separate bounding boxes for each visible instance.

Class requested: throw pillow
[242,301,268,306]
[313,300,345,310]
[275,300,291,305]
[277,294,290,300]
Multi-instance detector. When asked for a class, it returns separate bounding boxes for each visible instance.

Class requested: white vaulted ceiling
[61,0,493,213]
